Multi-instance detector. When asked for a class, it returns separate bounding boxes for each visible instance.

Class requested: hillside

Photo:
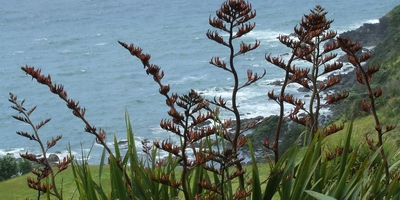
[247,4,400,152]
[331,4,400,147]
[369,4,400,69]
[333,5,400,118]
[369,5,400,119]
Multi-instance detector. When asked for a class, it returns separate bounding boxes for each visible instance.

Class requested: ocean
[1,0,398,163]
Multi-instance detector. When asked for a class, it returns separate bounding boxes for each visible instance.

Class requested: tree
[18,158,33,175]
[0,156,18,181]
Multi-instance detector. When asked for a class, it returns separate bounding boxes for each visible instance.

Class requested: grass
[1,117,397,200]
[0,165,111,200]
[0,162,272,199]
[323,114,400,160]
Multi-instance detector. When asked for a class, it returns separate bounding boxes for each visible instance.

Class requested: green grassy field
[0,165,111,200]
[325,113,399,150]
[2,116,397,200]
[0,163,273,199]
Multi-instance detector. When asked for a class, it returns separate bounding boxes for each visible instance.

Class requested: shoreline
[0,17,387,163]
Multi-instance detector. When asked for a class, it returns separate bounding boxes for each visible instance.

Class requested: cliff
[333,4,400,123]
[338,17,389,47]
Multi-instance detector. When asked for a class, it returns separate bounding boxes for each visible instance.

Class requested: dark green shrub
[17,158,33,175]
[278,122,304,155]
[0,156,18,181]
[244,116,304,155]
[245,115,286,151]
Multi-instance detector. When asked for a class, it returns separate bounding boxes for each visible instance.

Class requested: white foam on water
[365,19,380,24]
[0,148,25,157]
[95,42,108,46]
[34,38,48,41]
[171,74,208,85]
[241,29,290,42]
[12,51,24,55]
[339,18,381,33]
[0,149,6,156]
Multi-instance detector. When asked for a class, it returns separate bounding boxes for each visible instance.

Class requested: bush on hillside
[244,116,305,157]
[244,116,286,151]
[17,158,33,175]
[0,156,18,181]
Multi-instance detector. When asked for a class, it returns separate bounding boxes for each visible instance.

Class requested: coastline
[235,18,388,137]
[0,9,391,163]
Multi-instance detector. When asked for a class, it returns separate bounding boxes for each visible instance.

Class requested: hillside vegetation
[370,5,400,125]
[337,4,400,145]
[370,5,400,69]
[247,4,400,152]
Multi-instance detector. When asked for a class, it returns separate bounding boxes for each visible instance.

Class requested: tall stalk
[207,0,265,190]
[337,37,396,185]
[9,93,71,200]
[267,5,348,154]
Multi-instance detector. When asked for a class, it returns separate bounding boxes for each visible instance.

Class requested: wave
[12,51,24,55]
[61,49,71,54]
[0,147,75,161]
[241,29,290,42]
[365,19,380,24]
[34,38,48,41]
[337,18,381,34]
[171,74,208,85]
[193,72,338,120]
[95,42,108,46]
[0,148,24,157]
[219,29,289,44]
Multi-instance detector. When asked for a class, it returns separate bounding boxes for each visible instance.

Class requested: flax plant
[117,42,249,199]
[68,111,171,199]
[119,1,266,198]
[119,39,218,198]
[253,121,400,200]
[265,5,349,161]
[337,37,397,185]
[207,0,265,190]
[9,93,71,200]
[16,66,137,198]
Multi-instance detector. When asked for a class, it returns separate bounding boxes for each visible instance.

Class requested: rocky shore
[274,15,389,92]
[338,16,389,47]
[118,18,389,147]
[264,18,390,127]
[193,15,390,149]
[329,17,389,92]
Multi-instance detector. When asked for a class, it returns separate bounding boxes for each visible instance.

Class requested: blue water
[1,0,398,163]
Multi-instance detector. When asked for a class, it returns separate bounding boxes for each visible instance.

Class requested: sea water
[1,0,398,163]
